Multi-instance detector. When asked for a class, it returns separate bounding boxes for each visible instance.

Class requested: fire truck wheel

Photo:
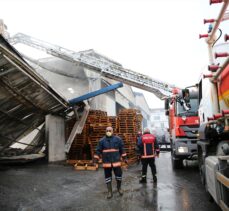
[200,164,205,186]
[198,148,206,186]
[171,153,183,169]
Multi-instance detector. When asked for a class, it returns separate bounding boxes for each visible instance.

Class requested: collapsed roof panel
[0,35,69,151]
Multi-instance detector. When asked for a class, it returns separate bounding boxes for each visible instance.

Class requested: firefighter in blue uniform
[94,126,127,199]
[138,128,160,183]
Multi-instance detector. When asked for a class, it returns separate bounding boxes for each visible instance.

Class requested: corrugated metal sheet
[0,35,69,153]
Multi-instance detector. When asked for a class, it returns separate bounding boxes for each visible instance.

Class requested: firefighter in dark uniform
[94,126,127,199]
[138,128,160,183]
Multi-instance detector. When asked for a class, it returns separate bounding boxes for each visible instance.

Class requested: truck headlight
[182,116,187,121]
[178,146,188,153]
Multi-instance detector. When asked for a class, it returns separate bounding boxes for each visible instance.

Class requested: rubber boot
[106,182,113,199]
[117,180,123,196]
[139,175,147,183]
[153,174,157,183]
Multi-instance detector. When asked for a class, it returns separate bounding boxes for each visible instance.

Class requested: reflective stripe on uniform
[94,155,100,159]
[115,176,122,181]
[103,162,122,168]
[142,142,155,158]
[105,177,112,183]
[103,149,119,152]
[112,162,121,167]
[103,163,112,168]
[121,153,127,157]
[105,177,112,181]
[142,154,155,158]
[143,143,147,157]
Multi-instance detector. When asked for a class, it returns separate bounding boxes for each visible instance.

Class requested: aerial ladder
[8,33,176,100]
[8,33,177,153]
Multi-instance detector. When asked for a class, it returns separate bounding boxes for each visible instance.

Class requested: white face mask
[106,132,112,137]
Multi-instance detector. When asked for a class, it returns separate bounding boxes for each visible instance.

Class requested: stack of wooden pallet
[67,121,90,160]
[118,109,143,164]
[108,116,118,133]
[67,109,143,169]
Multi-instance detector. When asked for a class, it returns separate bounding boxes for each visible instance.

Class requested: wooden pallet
[74,160,99,171]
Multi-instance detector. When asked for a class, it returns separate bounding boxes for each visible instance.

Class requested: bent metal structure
[0,35,69,161]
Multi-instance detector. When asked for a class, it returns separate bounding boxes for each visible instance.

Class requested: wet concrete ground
[0,152,221,211]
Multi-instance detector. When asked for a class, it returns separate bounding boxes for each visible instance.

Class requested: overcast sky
[1,0,222,108]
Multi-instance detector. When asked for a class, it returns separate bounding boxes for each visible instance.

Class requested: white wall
[116,91,130,109]
[134,92,151,128]
[135,93,151,115]
[33,58,89,100]
[104,95,116,116]
[104,77,136,108]
[150,108,168,131]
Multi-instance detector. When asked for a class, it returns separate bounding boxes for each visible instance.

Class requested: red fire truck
[165,87,199,169]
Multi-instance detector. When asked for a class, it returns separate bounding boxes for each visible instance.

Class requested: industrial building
[134,92,151,128]
[150,108,168,131]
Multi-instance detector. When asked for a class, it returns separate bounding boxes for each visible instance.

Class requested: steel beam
[68,82,123,106]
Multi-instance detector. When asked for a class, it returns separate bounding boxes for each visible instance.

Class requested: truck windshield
[176,98,198,116]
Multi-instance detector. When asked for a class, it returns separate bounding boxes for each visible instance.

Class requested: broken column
[45,114,66,162]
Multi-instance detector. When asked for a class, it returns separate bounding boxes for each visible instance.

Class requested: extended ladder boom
[9,33,176,99]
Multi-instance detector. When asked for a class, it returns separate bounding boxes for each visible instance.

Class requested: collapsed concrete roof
[0,35,69,155]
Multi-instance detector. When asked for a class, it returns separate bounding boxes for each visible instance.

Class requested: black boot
[117,180,123,196]
[153,174,157,183]
[106,182,113,199]
[139,175,147,183]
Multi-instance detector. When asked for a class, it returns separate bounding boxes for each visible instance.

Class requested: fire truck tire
[200,164,206,185]
[198,147,206,186]
[171,153,183,169]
